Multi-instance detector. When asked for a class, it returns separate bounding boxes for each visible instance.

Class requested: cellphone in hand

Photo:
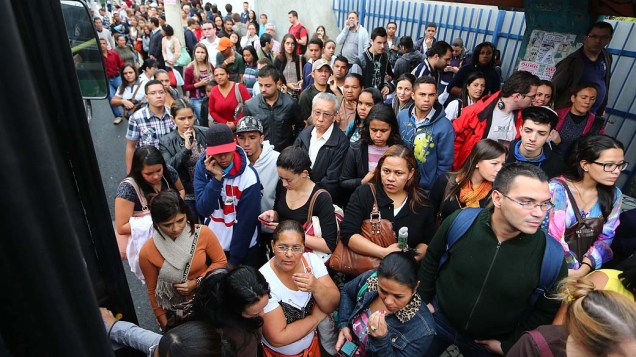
[338,341,358,357]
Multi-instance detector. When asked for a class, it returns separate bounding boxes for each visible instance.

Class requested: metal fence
[333,0,636,193]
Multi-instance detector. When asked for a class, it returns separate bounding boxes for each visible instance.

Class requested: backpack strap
[529,232,564,307]
[438,208,482,268]
[527,329,554,357]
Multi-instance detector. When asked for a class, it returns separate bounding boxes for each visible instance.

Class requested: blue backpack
[439,208,563,308]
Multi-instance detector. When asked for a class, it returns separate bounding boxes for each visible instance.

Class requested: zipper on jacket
[464,241,501,331]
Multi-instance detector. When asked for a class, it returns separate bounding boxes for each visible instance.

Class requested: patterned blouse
[543,176,622,269]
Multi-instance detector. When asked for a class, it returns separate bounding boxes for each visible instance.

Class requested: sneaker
[113,117,123,125]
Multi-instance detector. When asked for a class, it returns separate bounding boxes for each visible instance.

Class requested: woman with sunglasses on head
[336,251,435,356]
[545,135,625,277]
[139,190,227,331]
[260,220,340,356]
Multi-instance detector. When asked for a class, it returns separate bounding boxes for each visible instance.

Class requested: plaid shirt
[126,106,176,148]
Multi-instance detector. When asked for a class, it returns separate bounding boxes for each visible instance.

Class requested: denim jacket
[337,270,435,356]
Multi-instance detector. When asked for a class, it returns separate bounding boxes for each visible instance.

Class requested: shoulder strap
[123,177,148,211]
[554,179,585,223]
[439,208,482,268]
[367,183,380,216]
[306,188,329,224]
[234,82,243,106]
[527,329,554,357]
[301,254,312,274]
[182,225,203,282]
[357,272,378,301]
[529,232,564,307]
[131,81,142,100]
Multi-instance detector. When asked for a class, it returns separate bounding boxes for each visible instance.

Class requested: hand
[475,339,503,355]
[336,327,353,351]
[568,267,590,278]
[184,128,194,150]
[381,86,390,97]
[258,210,278,224]
[173,279,197,295]
[384,243,402,257]
[368,310,388,338]
[292,271,317,292]
[425,37,433,48]
[427,303,435,314]
[549,130,561,145]
[123,100,134,110]
[361,171,375,184]
[158,314,168,330]
[226,121,236,131]
[204,156,224,180]
[197,78,209,87]
[99,308,117,330]
[225,56,236,64]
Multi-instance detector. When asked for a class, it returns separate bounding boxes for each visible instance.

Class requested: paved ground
[88,99,160,333]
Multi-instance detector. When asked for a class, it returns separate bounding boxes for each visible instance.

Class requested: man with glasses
[125,80,176,172]
[418,163,567,356]
[295,92,349,200]
[552,22,614,116]
[199,20,220,66]
[453,70,540,170]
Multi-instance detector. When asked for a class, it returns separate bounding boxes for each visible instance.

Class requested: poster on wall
[518,30,580,80]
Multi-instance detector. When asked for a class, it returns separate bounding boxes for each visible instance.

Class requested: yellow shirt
[593,269,635,301]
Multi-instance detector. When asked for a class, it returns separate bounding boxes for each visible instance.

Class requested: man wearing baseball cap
[215,36,245,83]
[235,116,280,213]
[505,106,562,177]
[298,58,334,123]
[193,124,263,268]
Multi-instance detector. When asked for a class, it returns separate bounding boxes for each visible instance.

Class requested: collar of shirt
[411,108,436,126]
[311,123,334,143]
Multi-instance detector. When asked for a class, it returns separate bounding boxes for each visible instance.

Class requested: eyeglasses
[501,194,554,212]
[587,34,611,41]
[147,90,166,96]
[312,110,335,119]
[592,161,629,172]
[274,244,304,254]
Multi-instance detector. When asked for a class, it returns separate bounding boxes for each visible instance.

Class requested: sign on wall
[517,30,580,80]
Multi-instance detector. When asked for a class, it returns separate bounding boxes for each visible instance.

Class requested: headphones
[497,100,505,110]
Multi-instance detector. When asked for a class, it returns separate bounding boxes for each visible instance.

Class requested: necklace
[569,180,595,213]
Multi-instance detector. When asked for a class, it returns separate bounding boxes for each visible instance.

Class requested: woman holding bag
[545,135,625,277]
[139,190,227,331]
[259,146,339,255]
[208,65,251,131]
[114,146,185,260]
[337,144,436,272]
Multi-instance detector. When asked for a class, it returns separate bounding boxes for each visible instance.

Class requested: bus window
[60,0,107,99]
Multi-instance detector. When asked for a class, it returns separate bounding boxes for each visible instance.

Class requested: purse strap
[527,329,554,357]
[130,80,142,101]
[234,82,243,106]
[181,225,203,283]
[554,179,586,223]
[123,177,148,211]
[305,189,329,225]
[367,183,380,218]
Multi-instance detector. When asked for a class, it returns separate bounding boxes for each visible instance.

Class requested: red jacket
[555,107,605,136]
[452,91,523,170]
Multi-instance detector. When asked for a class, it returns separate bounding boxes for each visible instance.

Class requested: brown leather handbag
[329,184,397,276]
[555,179,605,262]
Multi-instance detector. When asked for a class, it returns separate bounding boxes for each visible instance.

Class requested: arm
[182,65,197,92]
[159,135,191,171]
[262,304,326,347]
[161,38,168,63]
[173,177,185,199]
[500,259,568,354]
[193,160,223,217]
[335,27,349,44]
[138,244,167,325]
[436,123,455,176]
[114,197,135,236]
[227,179,261,266]
[544,182,575,262]
[307,264,340,313]
[298,28,308,46]
[125,140,137,173]
[337,272,371,329]
[339,146,364,191]
[307,193,338,252]
[239,83,251,102]
[200,226,228,273]
[586,189,622,268]
[208,90,221,124]
[103,317,161,356]
[358,27,369,56]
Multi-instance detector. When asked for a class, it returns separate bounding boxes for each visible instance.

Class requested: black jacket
[354,49,394,93]
[341,183,436,247]
[505,138,562,178]
[339,140,369,192]
[244,91,302,151]
[149,29,164,67]
[159,126,208,194]
[294,124,349,199]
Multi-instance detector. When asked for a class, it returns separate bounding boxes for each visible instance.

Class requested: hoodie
[392,50,423,83]
[193,146,261,266]
[397,102,455,190]
[252,141,280,213]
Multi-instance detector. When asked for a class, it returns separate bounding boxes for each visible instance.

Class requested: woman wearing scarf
[429,139,506,224]
[139,190,227,331]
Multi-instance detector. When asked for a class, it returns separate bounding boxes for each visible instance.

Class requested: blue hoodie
[397,102,454,190]
[193,146,261,266]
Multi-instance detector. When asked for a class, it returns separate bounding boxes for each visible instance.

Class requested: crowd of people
[96,1,635,356]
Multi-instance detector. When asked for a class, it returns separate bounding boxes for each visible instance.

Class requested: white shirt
[260,253,328,355]
[200,37,220,66]
[488,107,517,143]
[308,124,334,168]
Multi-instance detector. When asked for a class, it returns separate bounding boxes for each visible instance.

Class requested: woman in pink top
[183,43,214,122]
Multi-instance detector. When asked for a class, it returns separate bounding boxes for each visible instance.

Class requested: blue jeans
[190,97,205,124]
[108,76,123,118]
[425,298,496,357]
